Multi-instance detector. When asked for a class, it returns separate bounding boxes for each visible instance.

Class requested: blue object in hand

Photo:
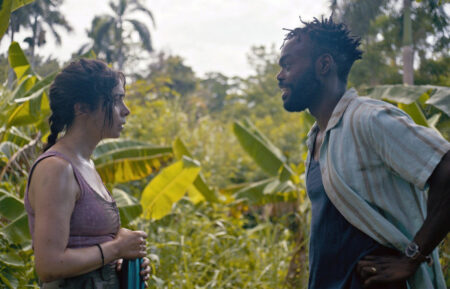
[124,258,144,289]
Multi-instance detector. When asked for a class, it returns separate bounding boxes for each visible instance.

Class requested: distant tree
[333,0,449,87]
[7,7,31,43]
[82,0,155,70]
[198,72,233,113]
[14,0,72,67]
[147,52,197,98]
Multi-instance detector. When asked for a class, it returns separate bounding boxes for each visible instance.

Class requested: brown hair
[44,59,125,151]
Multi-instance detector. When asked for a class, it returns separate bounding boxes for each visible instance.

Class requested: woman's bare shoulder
[29,155,80,206]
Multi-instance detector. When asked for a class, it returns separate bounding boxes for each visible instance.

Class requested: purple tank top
[24,151,121,248]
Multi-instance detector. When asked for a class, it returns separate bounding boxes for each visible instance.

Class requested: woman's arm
[29,157,147,282]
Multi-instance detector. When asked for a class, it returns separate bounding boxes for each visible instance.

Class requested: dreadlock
[282,16,363,82]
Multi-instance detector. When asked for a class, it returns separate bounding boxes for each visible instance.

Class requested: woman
[25,59,150,288]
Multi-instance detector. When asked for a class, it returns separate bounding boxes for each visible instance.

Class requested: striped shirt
[305,88,449,289]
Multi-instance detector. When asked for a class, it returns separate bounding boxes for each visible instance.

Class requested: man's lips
[279,84,290,100]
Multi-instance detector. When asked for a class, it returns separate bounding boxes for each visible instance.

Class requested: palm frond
[126,19,153,52]
[129,2,156,28]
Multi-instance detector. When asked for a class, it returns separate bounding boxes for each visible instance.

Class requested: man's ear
[74,103,90,116]
[315,53,334,76]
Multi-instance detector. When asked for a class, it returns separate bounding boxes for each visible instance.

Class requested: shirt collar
[306,88,358,152]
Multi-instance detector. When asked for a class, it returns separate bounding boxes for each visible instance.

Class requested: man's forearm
[413,151,450,257]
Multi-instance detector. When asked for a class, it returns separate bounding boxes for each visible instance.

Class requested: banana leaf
[0,188,25,220]
[93,139,172,184]
[172,137,219,203]
[233,119,294,179]
[366,84,450,116]
[140,156,200,220]
[112,188,142,226]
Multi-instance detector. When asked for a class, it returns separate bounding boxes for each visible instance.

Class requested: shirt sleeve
[363,103,450,190]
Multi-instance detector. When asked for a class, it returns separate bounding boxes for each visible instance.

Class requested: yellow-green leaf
[141,157,200,220]
[0,0,13,42]
[8,42,32,80]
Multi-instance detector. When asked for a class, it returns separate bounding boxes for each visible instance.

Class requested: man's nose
[276,69,284,82]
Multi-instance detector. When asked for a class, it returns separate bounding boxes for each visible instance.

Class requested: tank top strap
[26,151,88,203]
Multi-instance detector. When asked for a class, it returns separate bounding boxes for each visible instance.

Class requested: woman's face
[91,79,130,139]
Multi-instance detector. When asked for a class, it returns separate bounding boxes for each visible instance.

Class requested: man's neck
[310,81,346,132]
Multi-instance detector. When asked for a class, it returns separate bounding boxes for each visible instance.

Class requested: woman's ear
[73,103,90,116]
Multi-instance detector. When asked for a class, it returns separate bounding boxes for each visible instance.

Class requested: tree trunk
[30,14,39,69]
[402,0,414,85]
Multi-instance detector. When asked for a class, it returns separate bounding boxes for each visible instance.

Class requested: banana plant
[230,118,304,206]
[366,84,450,134]
[140,137,221,221]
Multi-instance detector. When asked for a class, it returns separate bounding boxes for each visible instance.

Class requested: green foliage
[142,200,297,289]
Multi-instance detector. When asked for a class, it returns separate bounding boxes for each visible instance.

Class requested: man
[277,17,449,289]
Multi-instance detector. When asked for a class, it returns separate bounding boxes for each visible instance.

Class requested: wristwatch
[404,242,433,266]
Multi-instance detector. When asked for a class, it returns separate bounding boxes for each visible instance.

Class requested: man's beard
[283,64,321,112]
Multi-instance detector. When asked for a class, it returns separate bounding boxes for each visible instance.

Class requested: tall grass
[141,199,302,289]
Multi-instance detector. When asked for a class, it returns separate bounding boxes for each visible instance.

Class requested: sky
[1,0,330,77]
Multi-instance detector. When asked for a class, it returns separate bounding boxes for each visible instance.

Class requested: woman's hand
[140,257,151,287]
[114,228,147,259]
[115,257,151,288]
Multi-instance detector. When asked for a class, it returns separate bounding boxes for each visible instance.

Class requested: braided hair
[282,16,363,82]
[43,59,125,151]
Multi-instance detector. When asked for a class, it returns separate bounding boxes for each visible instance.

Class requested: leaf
[0,0,13,42]
[367,84,450,116]
[0,212,31,245]
[0,141,19,159]
[186,185,205,204]
[112,188,142,226]
[0,250,24,267]
[233,120,294,179]
[6,92,49,127]
[2,126,31,146]
[10,74,35,101]
[172,137,219,203]
[172,137,193,160]
[93,139,172,184]
[0,271,15,289]
[426,88,450,116]
[427,113,441,128]
[191,174,219,203]
[0,188,25,220]
[11,0,35,12]
[234,178,298,205]
[14,71,57,103]
[140,156,201,220]
[397,102,428,127]
[8,42,32,80]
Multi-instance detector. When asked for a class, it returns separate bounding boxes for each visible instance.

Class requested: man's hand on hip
[356,254,420,288]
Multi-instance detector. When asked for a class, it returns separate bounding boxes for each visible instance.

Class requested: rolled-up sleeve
[363,104,450,190]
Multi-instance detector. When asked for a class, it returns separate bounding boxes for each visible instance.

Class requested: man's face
[277,36,321,112]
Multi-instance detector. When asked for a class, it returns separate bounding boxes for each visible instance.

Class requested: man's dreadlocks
[282,16,363,82]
